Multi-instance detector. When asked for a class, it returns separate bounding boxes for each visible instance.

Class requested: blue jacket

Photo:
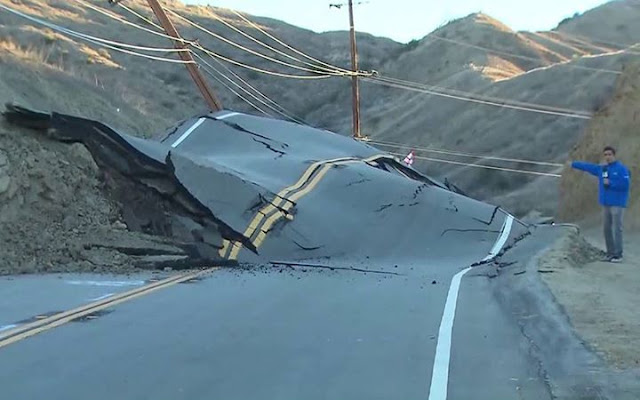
[571,160,631,207]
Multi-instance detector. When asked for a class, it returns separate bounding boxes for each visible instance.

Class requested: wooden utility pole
[348,0,362,138]
[143,0,222,111]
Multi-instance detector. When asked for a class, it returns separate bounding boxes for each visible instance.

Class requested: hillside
[559,62,640,228]
[0,0,639,218]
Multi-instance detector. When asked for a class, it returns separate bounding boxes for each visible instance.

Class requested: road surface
[1,109,624,399]
[0,226,571,400]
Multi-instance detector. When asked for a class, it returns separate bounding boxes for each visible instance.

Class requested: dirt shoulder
[539,228,640,370]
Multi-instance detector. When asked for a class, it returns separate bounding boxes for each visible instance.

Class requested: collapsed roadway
[0,105,627,399]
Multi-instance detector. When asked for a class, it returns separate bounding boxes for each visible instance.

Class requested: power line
[366,139,564,167]
[81,0,338,80]
[12,0,306,122]
[427,34,624,75]
[105,0,307,122]
[228,8,355,76]
[101,0,593,119]
[198,7,352,76]
[373,74,592,116]
[77,0,193,45]
[193,51,305,122]
[365,76,592,119]
[194,53,271,116]
[198,60,270,116]
[385,151,562,178]
[166,8,351,77]
[193,43,335,79]
[9,1,597,123]
[0,3,193,64]
[194,47,308,124]
[547,30,640,54]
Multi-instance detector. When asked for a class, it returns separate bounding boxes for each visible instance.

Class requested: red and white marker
[403,150,415,166]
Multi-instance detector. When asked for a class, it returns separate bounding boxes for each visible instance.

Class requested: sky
[184,0,609,43]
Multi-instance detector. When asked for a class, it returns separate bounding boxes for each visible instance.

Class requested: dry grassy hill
[559,62,640,229]
[1,0,639,218]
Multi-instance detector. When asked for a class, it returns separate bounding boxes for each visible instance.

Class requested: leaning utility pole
[110,0,222,111]
[347,0,362,138]
[146,0,222,111]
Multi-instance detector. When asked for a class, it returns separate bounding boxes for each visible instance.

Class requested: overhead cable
[428,34,624,75]
[364,76,592,119]
[195,50,307,124]
[80,1,336,80]
[385,151,562,178]
[0,3,193,64]
[166,8,352,76]
[366,139,564,167]
[198,61,271,116]
[228,8,355,75]
[193,51,304,122]
[372,74,592,116]
[199,7,353,76]
[122,1,309,123]
[546,30,640,54]
[77,0,193,45]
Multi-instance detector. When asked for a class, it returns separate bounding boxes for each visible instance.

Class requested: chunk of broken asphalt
[432,280,437,284]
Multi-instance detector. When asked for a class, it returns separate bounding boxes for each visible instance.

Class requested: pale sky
[184,0,610,43]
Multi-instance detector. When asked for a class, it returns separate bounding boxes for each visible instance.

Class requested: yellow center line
[239,157,357,237]
[221,154,389,259]
[230,163,334,258]
[0,268,216,349]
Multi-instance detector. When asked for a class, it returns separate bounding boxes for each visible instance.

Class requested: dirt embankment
[559,63,640,228]
[0,120,183,275]
[543,61,640,374]
[539,231,640,370]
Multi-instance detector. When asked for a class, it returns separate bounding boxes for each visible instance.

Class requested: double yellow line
[0,269,213,349]
[220,154,390,260]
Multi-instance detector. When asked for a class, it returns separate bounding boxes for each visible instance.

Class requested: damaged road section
[3,105,528,270]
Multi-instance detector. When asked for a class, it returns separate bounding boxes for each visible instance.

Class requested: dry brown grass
[80,45,120,68]
[559,63,640,228]
[474,13,513,33]
[479,55,525,81]
[3,0,90,24]
[0,37,64,69]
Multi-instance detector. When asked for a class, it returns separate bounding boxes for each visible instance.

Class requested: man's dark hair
[603,146,616,155]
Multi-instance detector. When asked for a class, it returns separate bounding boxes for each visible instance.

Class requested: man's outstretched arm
[571,161,600,177]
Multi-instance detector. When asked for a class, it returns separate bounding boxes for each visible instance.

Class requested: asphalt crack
[269,261,405,276]
[440,228,501,237]
[375,203,393,212]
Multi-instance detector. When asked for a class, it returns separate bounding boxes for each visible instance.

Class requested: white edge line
[216,112,240,120]
[482,214,515,262]
[65,280,146,287]
[0,324,19,333]
[171,117,206,148]
[427,266,472,400]
[428,213,514,400]
[88,293,115,302]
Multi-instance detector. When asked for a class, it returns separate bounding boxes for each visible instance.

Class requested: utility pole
[330,1,363,138]
[347,0,362,138]
[110,0,222,111]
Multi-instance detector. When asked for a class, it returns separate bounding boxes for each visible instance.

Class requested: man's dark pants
[603,206,624,258]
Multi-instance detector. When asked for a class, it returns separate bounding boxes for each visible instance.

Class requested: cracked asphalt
[1,110,627,399]
[0,237,551,400]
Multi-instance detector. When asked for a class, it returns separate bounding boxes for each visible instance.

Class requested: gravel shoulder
[538,228,640,370]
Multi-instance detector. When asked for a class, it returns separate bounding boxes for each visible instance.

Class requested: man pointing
[570,146,631,263]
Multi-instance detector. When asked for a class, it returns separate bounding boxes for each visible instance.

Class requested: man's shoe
[609,257,623,263]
